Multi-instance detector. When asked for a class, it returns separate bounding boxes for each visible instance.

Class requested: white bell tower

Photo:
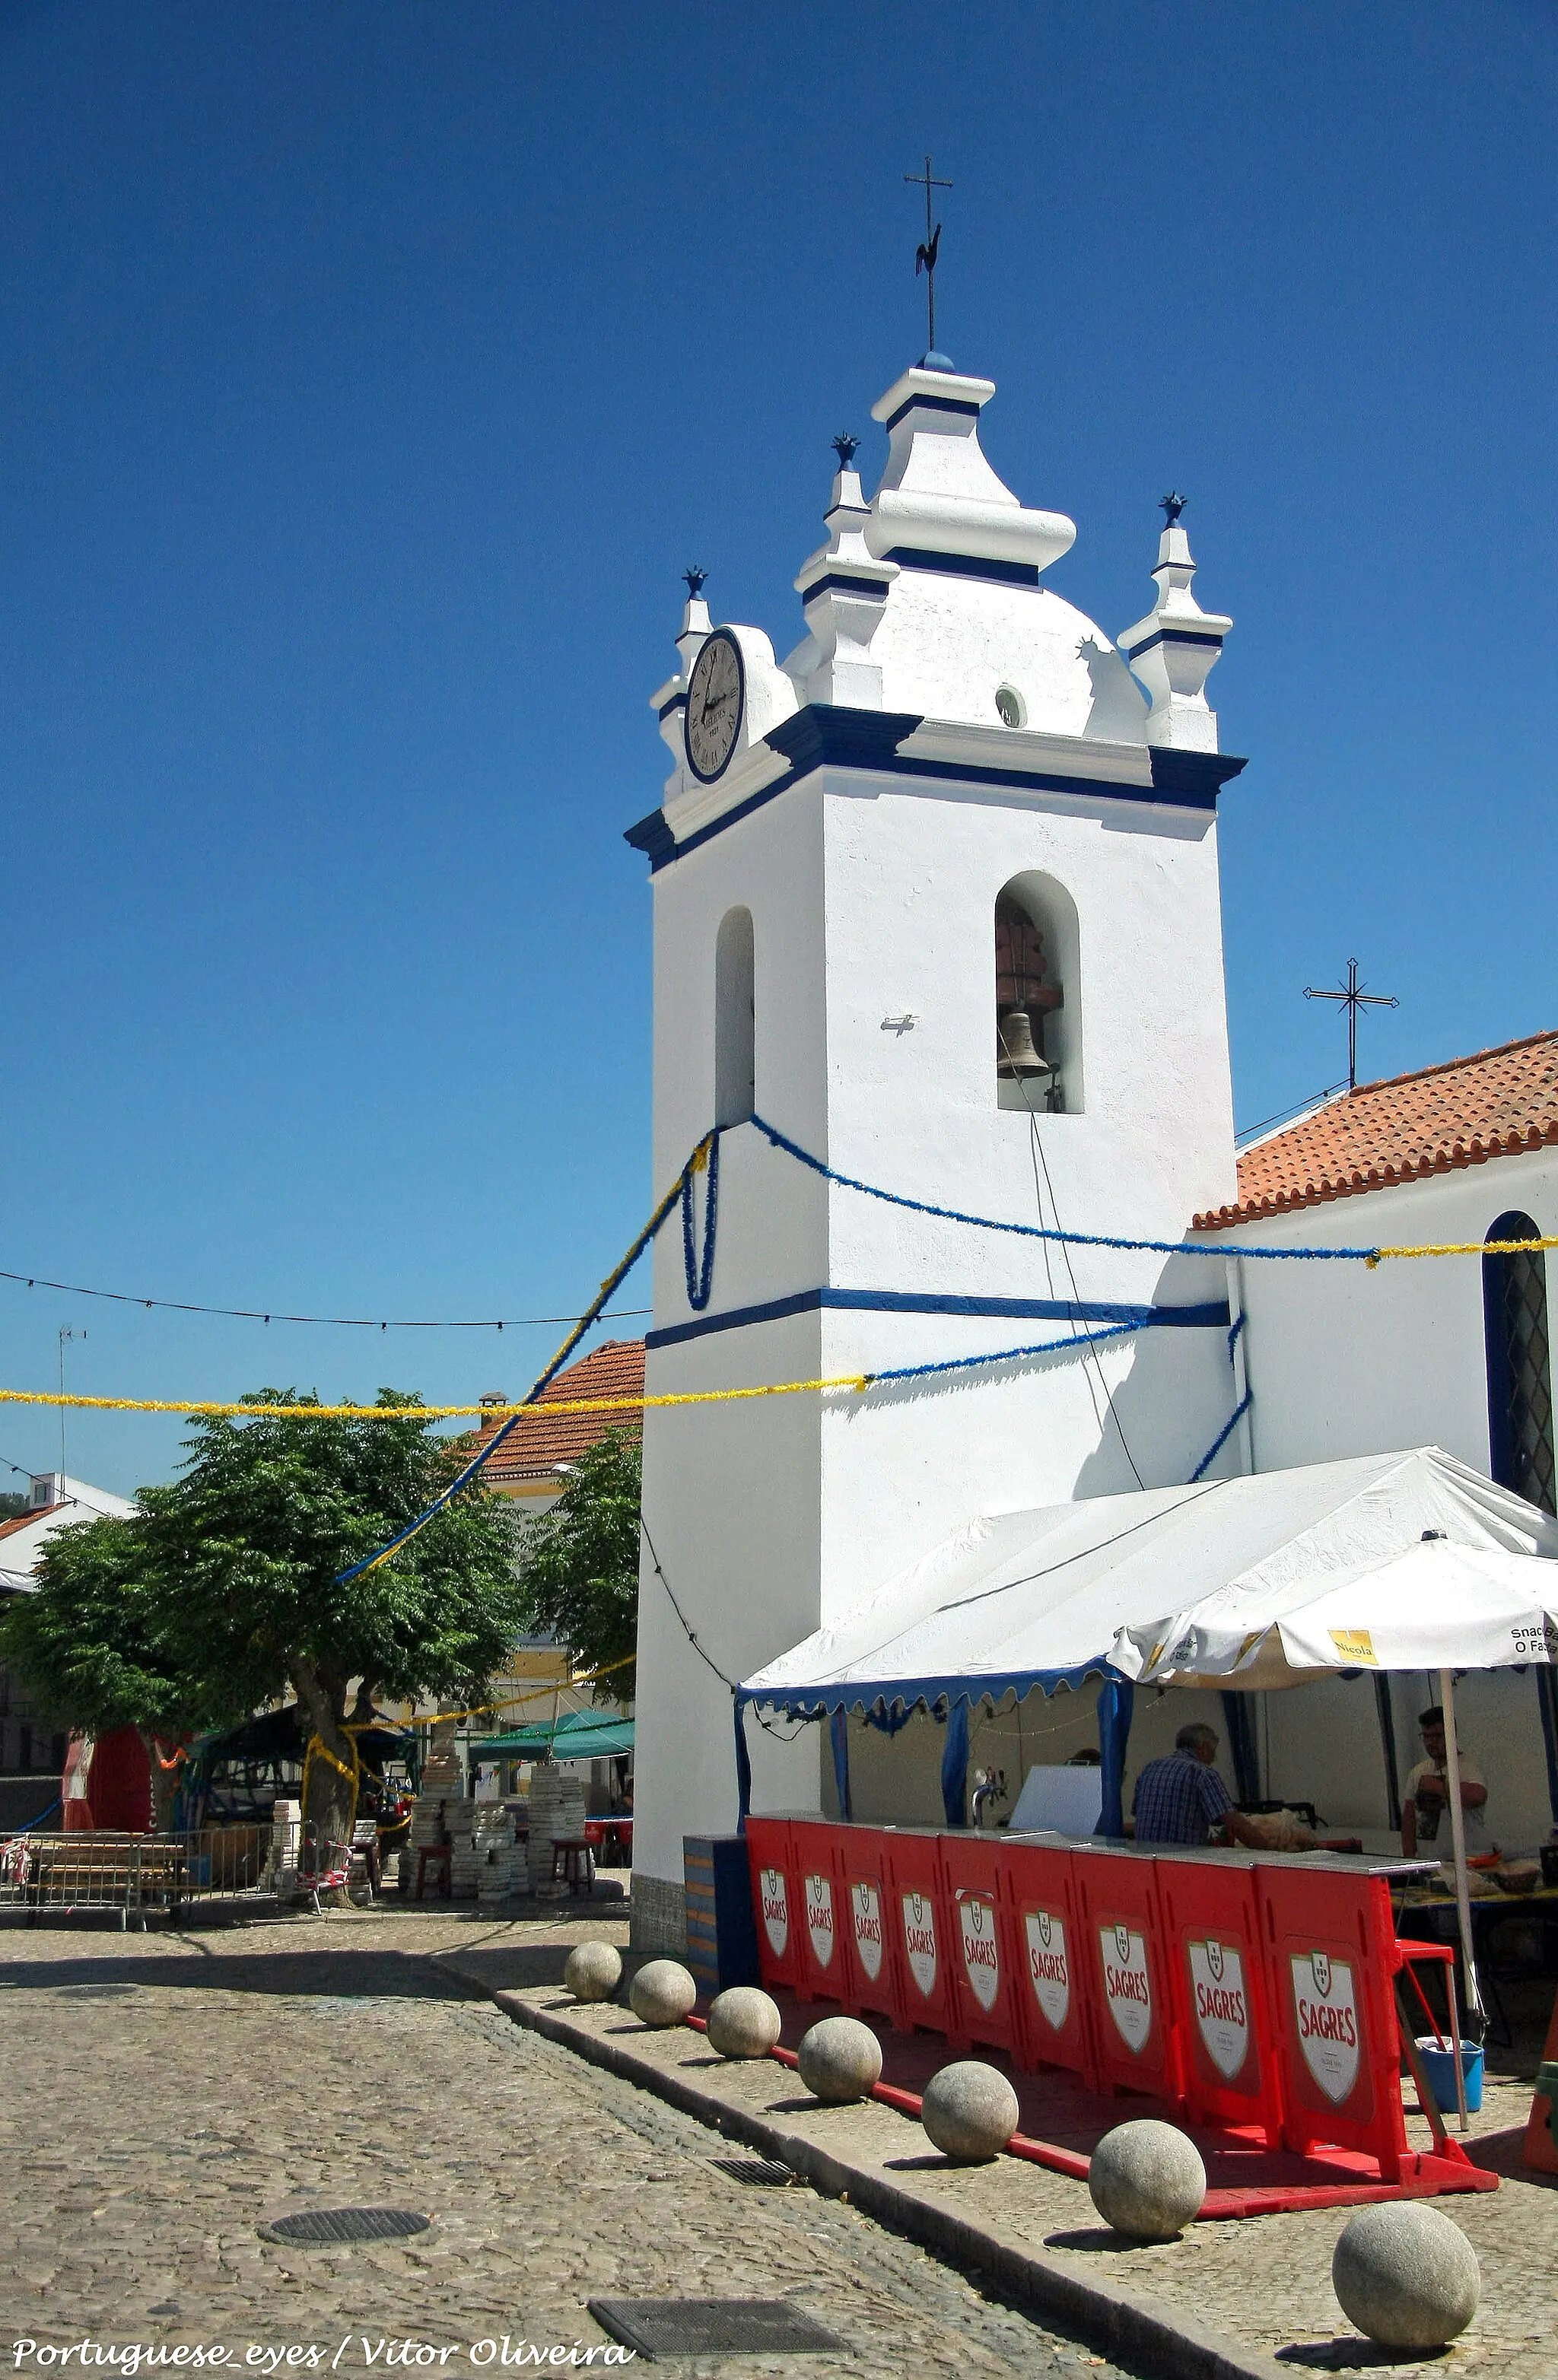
[626,358,1246,1951]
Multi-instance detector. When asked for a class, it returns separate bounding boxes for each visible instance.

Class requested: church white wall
[1213,1147,1558,1850]
[1226,1149,1558,1476]
[631,758,1254,1908]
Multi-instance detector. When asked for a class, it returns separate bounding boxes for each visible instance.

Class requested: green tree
[515,1428,641,1702]
[138,1390,526,1842]
[0,1512,208,1827]
[2,1390,528,1845]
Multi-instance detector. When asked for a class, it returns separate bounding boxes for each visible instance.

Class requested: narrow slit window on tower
[994,880,1077,1111]
[1483,1209,1556,1514]
[714,905,755,1126]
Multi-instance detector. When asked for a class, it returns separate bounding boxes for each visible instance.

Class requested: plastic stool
[415,1844,452,1901]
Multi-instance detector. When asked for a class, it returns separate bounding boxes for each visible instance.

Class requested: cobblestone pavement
[440,1946,1557,2380]
[0,1909,1135,2380]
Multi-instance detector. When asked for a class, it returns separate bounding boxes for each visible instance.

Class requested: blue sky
[2,2,1553,1495]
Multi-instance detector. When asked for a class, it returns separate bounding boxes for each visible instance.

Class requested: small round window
[995,685,1025,728]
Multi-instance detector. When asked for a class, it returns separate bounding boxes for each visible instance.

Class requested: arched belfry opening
[994,875,1080,1112]
[1483,1209,1556,1513]
[714,905,756,1126]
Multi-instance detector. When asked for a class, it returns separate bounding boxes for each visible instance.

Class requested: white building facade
[627,359,1250,1948]
[1193,1036,1558,1855]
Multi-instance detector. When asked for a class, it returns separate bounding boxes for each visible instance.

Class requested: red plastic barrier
[1256,1865,1407,2175]
[789,1817,848,2004]
[1156,1857,1280,2145]
[998,1836,1095,2086]
[833,1823,899,2024]
[882,1828,956,2035]
[939,1831,1026,2059]
[744,1816,801,1993]
[1073,1845,1183,2105]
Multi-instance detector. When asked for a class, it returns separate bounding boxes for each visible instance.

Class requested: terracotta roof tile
[1194,1029,1558,1228]
[468,1339,645,1483]
[0,1505,61,1543]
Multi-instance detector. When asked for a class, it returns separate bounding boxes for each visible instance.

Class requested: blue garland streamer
[1189,1390,1254,1482]
[681,1128,720,1311]
[749,1111,1379,1263]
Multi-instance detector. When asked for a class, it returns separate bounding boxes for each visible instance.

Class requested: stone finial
[1118,499,1232,751]
[649,575,714,762]
[790,436,898,707]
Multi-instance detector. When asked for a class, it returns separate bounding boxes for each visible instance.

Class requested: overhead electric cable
[0,1263,647,1332]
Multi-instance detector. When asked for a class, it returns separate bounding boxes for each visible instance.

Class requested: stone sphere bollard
[706,1986,783,2060]
[796,2015,883,2104]
[563,1940,622,2003]
[1088,2120,1207,2240]
[628,1959,698,2028]
[1331,2201,1480,2350]
[920,2061,1020,2162]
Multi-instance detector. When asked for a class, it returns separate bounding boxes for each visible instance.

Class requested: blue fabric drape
[940,1696,971,1827]
[733,1697,752,1831]
[1219,1691,1261,1805]
[1096,1677,1135,1838]
[829,1705,853,1822]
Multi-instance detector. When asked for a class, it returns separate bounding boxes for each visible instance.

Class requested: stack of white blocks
[270,1797,302,1905]
[526,1764,587,1899]
[445,1797,480,1898]
[475,1805,528,1908]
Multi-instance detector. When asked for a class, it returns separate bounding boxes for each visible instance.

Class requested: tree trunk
[140,1732,178,1833]
[290,1658,356,1888]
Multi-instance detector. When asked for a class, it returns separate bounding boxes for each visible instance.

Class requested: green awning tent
[469,1711,634,1762]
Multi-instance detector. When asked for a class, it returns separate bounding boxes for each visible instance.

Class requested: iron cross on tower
[905,154,952,353]
[1304,957,1398,1094]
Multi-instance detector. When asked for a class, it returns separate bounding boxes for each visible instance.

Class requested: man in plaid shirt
[1132,1722,1265,1848]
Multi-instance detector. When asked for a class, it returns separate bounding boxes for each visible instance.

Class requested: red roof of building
[468,1339,646,1484]
[1195,1029,1558,1228]
[0,1504,62,1544]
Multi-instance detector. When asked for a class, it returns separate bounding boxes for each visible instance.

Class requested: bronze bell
[997,1006,1053,1079]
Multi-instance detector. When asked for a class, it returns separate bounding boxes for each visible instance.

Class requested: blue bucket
[1417,2037,1483,2115]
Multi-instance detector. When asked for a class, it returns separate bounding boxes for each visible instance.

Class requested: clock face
[685,630,744,782]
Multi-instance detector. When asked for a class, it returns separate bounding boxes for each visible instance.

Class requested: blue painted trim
[740,1660,1114,1718]
[802,572,893,604]
[1121,627,1226,659]
[884,545,1041,589]
[622,705,1248,873]
[646,1284,1230,1350]
[657,692,687,720]
[624,809,677,869]
[882,392,983,431]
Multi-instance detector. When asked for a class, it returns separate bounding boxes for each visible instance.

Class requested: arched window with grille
[1483,1209,1556,1514]
[994,874,1080,1112]
[714,905,755,1126]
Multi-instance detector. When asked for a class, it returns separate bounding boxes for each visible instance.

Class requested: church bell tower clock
[624,357,1245,1953]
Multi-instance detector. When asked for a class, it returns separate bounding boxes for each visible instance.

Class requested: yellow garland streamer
[0,1377,871,1419]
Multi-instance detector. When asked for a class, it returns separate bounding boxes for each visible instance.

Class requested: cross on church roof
[1304,957,1399,1095]
[904,154,952,360]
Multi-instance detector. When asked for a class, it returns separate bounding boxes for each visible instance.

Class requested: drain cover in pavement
[263,2208,430,2245]
[711,2156,796,2187]
[587,2301,848,2359]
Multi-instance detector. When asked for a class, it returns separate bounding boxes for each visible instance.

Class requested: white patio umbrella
[1112,1531,1558,2044]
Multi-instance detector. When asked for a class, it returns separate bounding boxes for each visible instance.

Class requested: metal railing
[0,1822,374,1927]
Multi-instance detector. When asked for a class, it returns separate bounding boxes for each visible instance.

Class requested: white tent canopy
[741,1446,1558,1711]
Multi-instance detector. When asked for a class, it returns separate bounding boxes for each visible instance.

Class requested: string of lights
[0,1264,647,1333]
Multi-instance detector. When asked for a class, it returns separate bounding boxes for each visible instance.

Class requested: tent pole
[1438,1667,1483,2123]
[1373,1676,1402,1833]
